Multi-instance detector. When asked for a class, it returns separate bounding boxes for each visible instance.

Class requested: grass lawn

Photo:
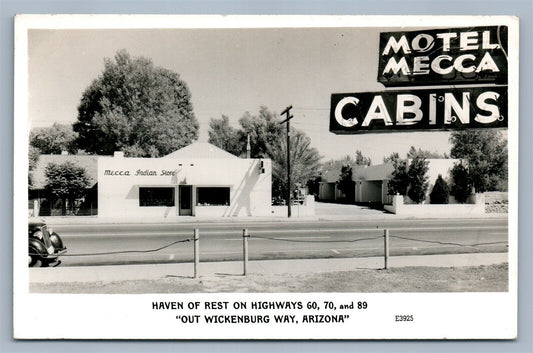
[31,263,508,293]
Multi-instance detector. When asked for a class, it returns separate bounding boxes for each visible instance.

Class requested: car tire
[29,246,42,267]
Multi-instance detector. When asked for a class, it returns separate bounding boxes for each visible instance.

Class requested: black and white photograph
[13,15,518,339]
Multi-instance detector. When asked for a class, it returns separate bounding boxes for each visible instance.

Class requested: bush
[430,175,450,204]
[450,163,472,203]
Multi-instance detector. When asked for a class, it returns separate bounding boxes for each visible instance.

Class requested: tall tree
[387,158,409,196]
[208,115,243,157]
[323,155,357,173]
[44,161,92,215]
[237,106,284,158]
[30,123,77,154]
[407,156,429,204]
[267,128,322,200]
[449,130,508,192]
[407,146,448,159]
[355,150,372,166]
[74,49,198,157]
[28,145,40,187]
[323,150,371,173]
[383,152,400,164]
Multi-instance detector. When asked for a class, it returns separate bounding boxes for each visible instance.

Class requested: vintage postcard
[14,15,518,339]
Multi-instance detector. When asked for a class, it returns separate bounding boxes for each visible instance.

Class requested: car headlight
[48,227,53,234]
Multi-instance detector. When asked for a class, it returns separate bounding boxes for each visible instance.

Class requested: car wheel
[29,246,42,267]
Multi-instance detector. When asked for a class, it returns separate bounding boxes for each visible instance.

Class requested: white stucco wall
[384,194,485,217]
[98,156,271,219]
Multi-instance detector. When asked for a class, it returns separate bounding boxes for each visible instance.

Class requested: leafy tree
[28,145,40,187]
[407,156,429,204]
[74,49,198,157]
[355,150,371,166]
[208,115,242,156]
[450,163,472,203]
[267,128,322,200]
[30,123,77,154]
[44,161,92,214]
[407,146,448,159]
[337,164,355,202]
[449,130,507,192]
[430,174,450,204]
[28,146,40,172]
[323,151,371,174]
[236,107,284,158]
[323,155,357,173]
[387,158,409,196]
[383,152,400,164]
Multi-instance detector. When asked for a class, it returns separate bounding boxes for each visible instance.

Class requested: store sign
[329,86,507,134]
[103,169,177,176]
[378,26,508,86]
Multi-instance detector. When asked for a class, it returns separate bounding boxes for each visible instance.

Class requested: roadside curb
[39,213,508,225]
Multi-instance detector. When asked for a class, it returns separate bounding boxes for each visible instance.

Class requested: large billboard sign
[377,26,508,87]
[329,86,507,134]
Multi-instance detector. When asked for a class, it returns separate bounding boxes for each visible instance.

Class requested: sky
[27,26,454,163]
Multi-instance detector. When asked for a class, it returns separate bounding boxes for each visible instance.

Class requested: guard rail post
[384,229,389,269]
[243,229,249,276]
[194,228,200,278]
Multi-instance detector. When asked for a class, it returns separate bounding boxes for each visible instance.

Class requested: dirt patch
[30,263,508,293]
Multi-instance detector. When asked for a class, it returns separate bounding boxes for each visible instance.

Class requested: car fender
[49,232,66,251]
[29,238,47,256]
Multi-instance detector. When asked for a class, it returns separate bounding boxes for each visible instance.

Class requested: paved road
[48,218,508,266]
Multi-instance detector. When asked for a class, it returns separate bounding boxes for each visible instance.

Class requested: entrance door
[179,185,193,216]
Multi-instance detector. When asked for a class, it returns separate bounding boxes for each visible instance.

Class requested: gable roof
[163,142,240,159]
[30,154,99,189]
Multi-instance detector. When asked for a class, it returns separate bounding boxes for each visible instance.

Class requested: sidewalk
[29,252,508,284]
[37,212,507,225]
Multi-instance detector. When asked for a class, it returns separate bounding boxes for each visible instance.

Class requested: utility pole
[280,105,293,218]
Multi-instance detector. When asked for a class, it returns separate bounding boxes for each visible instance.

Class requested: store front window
[139,187,175,207]
[196,187,230,206]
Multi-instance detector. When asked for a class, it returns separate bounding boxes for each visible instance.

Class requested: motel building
[319,159,460,205]
[98,143,272,219]
[317,158,487,217]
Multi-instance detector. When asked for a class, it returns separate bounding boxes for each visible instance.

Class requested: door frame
[178,185,193,216]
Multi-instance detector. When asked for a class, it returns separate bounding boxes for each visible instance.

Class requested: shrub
[337,164,355,202]
[430,174,450,204]
[450,163,472,203]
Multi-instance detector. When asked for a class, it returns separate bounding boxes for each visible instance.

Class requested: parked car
[28,218,67,267]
